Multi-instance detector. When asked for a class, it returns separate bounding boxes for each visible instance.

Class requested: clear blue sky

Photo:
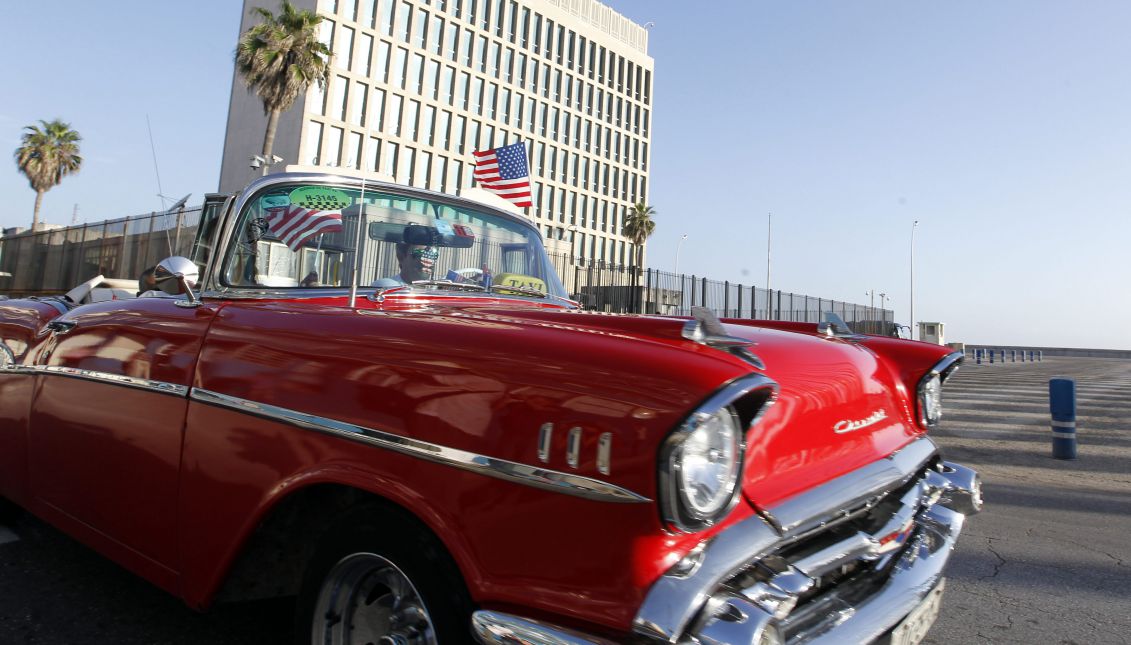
[5,1,1130,349]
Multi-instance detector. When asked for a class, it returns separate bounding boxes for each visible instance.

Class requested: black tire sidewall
[295,504,474,645]
[0,497,20,525]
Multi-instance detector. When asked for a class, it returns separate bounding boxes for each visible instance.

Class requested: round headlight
[674,406,742,523]
[920,373,942,426]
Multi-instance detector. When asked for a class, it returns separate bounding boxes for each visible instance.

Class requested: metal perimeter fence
[547,251,895,334]
[0,208,201,295]
[0,210,894,334]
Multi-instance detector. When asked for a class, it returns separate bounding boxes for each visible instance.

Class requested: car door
[27,296,220,590]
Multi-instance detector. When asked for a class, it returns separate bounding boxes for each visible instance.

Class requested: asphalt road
[0,513,292,644]
[1,356,1128,644]
[926,357,1131,644]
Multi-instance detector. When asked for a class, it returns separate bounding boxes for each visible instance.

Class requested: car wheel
[296,504,473,645]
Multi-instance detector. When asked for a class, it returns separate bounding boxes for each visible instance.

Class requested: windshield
[220,181,568,299]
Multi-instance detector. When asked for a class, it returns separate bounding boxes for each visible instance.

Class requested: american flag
[473,141,533,207]
[264,205,343,252]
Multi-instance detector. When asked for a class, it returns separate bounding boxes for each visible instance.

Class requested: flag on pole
[473,141,534,207]
[264,205,343,251]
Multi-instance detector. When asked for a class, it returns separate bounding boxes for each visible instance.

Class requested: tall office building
[220,0,654,267]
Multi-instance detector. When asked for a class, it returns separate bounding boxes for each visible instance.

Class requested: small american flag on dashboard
[264,205,343,252]
[473,141,533,207]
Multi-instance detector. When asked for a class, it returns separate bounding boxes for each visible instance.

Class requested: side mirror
[154,256,201,307]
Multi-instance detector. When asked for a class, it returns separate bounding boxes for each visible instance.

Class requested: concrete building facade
[220,0,654,266]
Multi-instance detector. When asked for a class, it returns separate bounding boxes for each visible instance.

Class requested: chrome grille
[632,438,981,645]
[709,462,946,642]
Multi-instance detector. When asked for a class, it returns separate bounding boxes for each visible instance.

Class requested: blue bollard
[976,349,982,365]
[989,350,995,364]
[1000,350,1006,362]
[1011,350,1017,362]
[1049,378,1077,459]
[1029,350,1035,362]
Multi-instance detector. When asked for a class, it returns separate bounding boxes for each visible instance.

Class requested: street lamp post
[879,292,889,334]
[674,234,688,275]
[910,220,919,340]
[866,290,874,333]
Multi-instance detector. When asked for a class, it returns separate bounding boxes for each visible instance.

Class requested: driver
[373,243,438,287]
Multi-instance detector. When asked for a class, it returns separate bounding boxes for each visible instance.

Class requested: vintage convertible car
[0,172,981,644]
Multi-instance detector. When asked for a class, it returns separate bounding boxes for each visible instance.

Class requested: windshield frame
[204,171,572,305]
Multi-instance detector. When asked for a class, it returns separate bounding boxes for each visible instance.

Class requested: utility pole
[766,212,772,293]
[910,220,919,340]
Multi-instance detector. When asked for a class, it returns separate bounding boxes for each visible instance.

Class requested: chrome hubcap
[312,553,437,645]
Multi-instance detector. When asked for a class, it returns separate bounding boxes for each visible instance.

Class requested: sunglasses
[409,247,439,261]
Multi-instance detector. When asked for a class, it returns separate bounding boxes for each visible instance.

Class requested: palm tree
[14,119,83,230]
[235,0,331,170]
[622,202,657,313]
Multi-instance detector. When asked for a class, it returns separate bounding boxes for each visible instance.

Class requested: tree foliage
[623,202,657,248]
[14,119,83,230]
[235,0,331,160]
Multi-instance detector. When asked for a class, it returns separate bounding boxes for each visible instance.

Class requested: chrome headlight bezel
[917,352,963,428]
[659,375,777,533]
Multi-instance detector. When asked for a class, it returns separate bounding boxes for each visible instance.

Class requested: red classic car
[0,172,981,645]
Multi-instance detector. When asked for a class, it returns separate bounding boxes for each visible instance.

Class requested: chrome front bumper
[472,438,981,645]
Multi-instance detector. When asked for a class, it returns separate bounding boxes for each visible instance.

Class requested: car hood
[442,306,921,510]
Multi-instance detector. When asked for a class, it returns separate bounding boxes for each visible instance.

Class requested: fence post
[674,273,683,316]
[737,285,743,319]
[574,264,581,304]
[587,260,595,310]
[644,268,652,314]
[723,281,729,317]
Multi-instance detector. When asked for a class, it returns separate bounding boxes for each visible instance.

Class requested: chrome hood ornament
[683,307,766,370]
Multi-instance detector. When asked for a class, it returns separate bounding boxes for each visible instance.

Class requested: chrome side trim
[764,436,938,535]
[189,388,650,504]
[537,423,553,463]
[597,432,612,475]
[8,365,189,396]
[566,427,582,469]
[471,610,618,645]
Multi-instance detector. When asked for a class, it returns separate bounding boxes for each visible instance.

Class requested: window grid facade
[299,0,653,267]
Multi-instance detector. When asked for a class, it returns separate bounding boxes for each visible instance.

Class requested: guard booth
[918,322,946,345]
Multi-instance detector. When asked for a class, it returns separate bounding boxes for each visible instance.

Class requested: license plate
[890,579,946,645]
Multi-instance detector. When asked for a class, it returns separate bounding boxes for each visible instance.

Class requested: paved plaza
[927,357,1131,644]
